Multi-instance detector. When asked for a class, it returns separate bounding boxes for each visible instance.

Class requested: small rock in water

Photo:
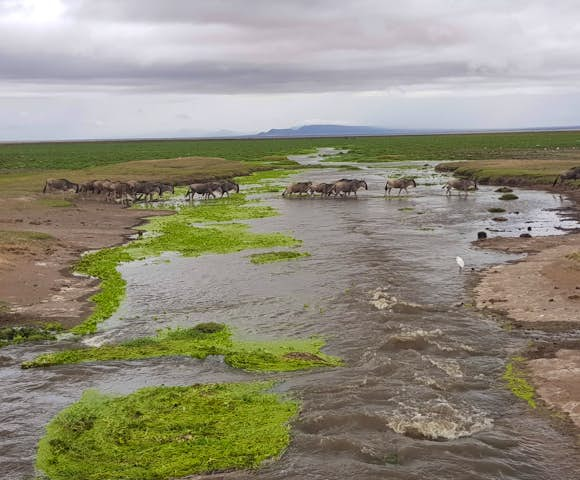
[520,233,532,238]
[492,217,508,222]
[477,231,487,240]
[527,226,532,231]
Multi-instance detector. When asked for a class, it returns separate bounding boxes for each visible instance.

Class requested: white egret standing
[456,256,465,272]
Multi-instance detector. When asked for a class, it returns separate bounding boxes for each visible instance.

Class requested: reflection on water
[1,158,579,480]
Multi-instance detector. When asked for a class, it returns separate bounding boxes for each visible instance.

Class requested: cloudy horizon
[2,0,580,141]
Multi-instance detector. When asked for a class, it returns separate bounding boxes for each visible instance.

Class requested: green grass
[35,198,73,208]
[23,322,341,371]
[249,251,310,264]
[499,193,519,200]
[0,230,54,243]
[4,131,579,173]
[503,356,536,408]
[488,207,507,213]
[36,382,299,480]
[0,323,63,349]
[71,195,299,335]
[566,252,580,262]
[234,169,301,185]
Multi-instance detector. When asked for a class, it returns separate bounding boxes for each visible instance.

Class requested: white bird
[456,256,465,272]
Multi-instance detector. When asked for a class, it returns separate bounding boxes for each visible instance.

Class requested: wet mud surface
[1,155,579,479]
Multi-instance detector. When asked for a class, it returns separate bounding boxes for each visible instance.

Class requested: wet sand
[474,189,580,431]
[0,195,171,328]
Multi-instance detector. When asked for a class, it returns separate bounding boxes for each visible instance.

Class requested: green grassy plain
[2,131,580,172]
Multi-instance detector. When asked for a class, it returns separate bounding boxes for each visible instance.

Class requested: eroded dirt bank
[0,196,171,328]
[474,190,580,430]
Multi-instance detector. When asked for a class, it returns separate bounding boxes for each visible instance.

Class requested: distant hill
[255,124,410,138]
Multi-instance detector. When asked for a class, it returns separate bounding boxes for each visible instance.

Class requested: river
[1,151,579,479]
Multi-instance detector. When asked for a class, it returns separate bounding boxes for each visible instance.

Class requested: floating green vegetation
[0,322,63,349]
[499,193,519,201]
[398,207,415,212]
[36,382,299,480]
[488,207,507,213]
[503,356,536,408]
[243,185,282,195]
[23,323,341,371]
[495,187,514,193]
[72,196,299,334]
[36,198,73,208]
[249,251,310,264]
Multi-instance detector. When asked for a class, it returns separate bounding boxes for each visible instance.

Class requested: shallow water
[1,155,579,480]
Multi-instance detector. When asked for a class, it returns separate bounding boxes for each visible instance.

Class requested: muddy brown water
[1,156,579,479]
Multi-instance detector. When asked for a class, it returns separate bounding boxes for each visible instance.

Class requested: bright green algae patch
[249,251,310,264]
[23,323,342,371]
[36,382,299,480]
[71,195,299,335]
[503,356,536,408]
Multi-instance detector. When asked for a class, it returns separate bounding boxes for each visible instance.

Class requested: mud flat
[473,189,580,431]
[0,197,172,328]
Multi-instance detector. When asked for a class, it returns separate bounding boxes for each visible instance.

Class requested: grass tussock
[503,356,536,408]
[23,323,342,371]
[435,158,580,188]
[36,382,299,480]
[0,323,63,349]
[499,193,519,201]
[488,207,507,213]
[249,251,310,264]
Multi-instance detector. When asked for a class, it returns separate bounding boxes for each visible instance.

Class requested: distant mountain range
[254,124,410,138]
[251,123,580,139]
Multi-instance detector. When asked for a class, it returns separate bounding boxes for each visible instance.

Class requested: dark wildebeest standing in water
[443,178,478,195]
[308,183,335,197]
[219,180,240,197]
[331,179,368,197]
[282,182,312,197]
[185,183,219,200]
[42,178,79,193]
[385,177,417,195]
[553,166,580,186]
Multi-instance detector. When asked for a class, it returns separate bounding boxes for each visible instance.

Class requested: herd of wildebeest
[41,166,580,206]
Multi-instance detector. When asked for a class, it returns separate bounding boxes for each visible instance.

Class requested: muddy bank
[0,196,172,328]
[473,187,580,432]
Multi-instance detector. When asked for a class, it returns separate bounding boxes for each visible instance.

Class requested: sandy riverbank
[474,189,580,430]
[0,195,172,328]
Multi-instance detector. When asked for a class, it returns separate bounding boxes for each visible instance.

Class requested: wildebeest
[78,180,97,194]
[308,182,335,196]
[443,178,478,195]
[331,179,368,197]
[385,177,417,195]
[553,166,580,186]
[132,181,161,202]
[107,182,134,207]
[282,182,312,196]
[218,180,240,197]
[185,183,218,200]
[42,178,79,193]
[158,183,175,197]
[92,179,113,195]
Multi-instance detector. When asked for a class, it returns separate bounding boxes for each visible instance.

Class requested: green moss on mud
[488,207,507,213]
[71,195,299,335]
[0,323,64,349]
[36,382,299,480]
[503,356,536,408]
[23,323,341,371]
[249,251,310,264]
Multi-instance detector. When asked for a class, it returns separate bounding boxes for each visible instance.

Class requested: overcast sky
[2,0,580,141]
